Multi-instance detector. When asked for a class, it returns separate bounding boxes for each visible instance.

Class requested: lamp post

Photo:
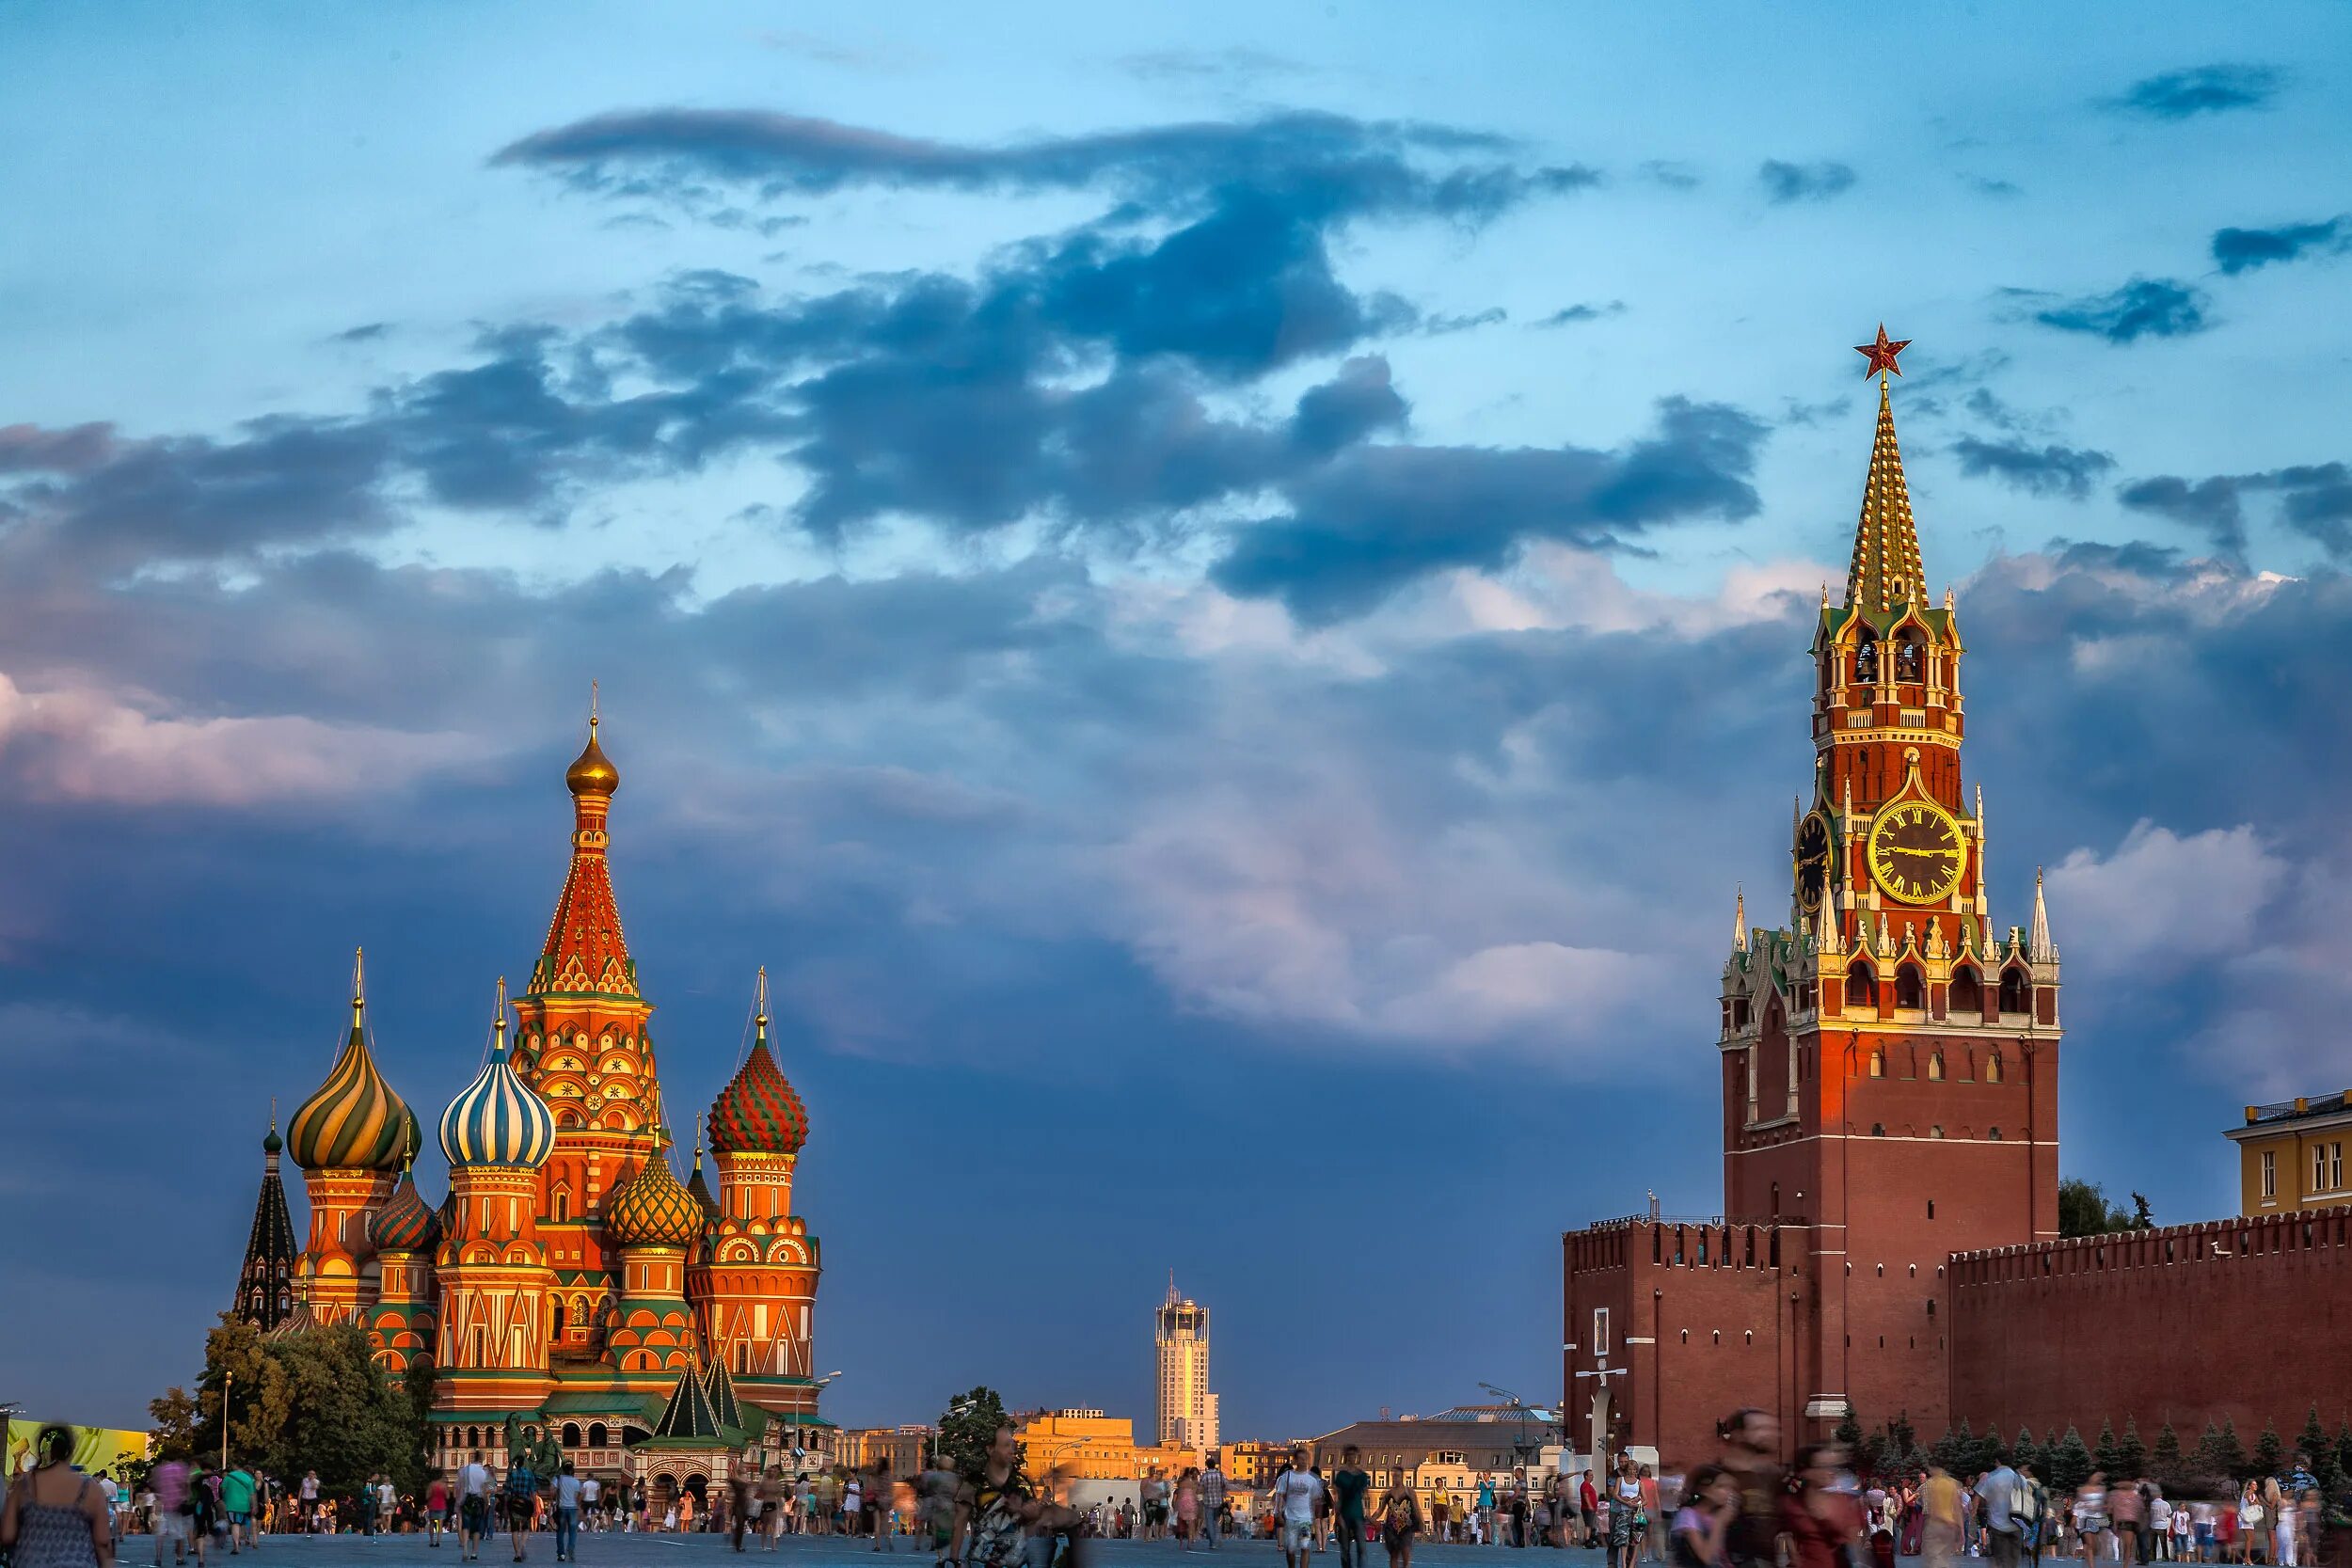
[221,1371,233,1474]
[792,1370,841,1473]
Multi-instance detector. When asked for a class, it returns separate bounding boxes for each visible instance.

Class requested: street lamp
[792,1370,842,1472]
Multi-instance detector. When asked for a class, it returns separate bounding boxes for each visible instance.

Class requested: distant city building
[1154,1277,1218,1452]
[2229,1092,2352,1213]
[1308,1415,1568,1523]
[1019,1409,1194,1480]
[836,1424,935,1475]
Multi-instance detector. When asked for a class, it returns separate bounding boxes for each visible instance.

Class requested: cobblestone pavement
[126,1537,1844,1568]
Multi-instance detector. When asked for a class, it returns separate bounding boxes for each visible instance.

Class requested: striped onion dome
[369,1163,442,1254]
[438,1000,557,1170]
[707,998,807,1156]
[603,1144,705,1248]
[286,966,411,1174]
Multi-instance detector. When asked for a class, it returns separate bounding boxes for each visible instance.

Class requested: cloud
[2045,821,2285,978]
[1116,46,1305,86]
[0,671,467,806]
[1210,397,1770,622]
[2211,215,2350,275]
[1952,436,2117,499]
[1965,176,2023,198]
[1756,159,1856,204]
[2032,277,2210,343]
[1531,301,1625,328]
[1639,160,1700,190]
[2120,464,2352,560]
[492,107,1601,224]
[2104,63,2281,119]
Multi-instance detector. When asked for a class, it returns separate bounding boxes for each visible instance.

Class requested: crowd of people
[7,1413,2345,1568]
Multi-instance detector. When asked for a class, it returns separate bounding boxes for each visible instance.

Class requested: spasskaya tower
[1563,329,2062,1465]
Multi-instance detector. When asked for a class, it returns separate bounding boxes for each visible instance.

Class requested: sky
[4,1,2352,1436]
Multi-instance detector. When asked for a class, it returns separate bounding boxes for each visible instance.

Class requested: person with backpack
[1971,1449,2025,1568]
[504,1458,542,1563]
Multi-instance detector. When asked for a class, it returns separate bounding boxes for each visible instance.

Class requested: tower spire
[1732,886,1748,951]
[1844,329,1927,615]
[537,704,637,998]
[2028,867,2058,962]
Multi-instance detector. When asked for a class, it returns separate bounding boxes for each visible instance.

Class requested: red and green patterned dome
[707,1038,807,1156]
[369,1165,442,1254]
[604,1147,705,1248]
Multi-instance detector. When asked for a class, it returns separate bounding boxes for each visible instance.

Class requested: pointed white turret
[2028,867,2058,963]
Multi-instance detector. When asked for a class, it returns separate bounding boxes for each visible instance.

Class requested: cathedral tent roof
[646,1365,734,1449]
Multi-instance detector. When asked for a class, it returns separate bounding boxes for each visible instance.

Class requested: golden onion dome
[286,956,411,1174]
[565,715,619,798]
[603,1145,706,1249]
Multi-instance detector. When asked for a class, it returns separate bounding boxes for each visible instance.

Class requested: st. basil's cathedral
[231,716,825,1488]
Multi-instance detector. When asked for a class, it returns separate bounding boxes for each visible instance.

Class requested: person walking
[1,1424,114,1568]
[1178,1468,1202,1550]
[1331,1449,1371,1568]
[1199,1454,1230,1551]
[218,1465,255,1559]
[550,1462,581,1563]
[1376,1470,1423,1568]
[458,1450,494,1562]
[503,1455,541,1563]
[1273,1449,1327,1568]
[1972,1449,2024,1568]
[1922,1463,1962,1568]
[426,1472,451,1549]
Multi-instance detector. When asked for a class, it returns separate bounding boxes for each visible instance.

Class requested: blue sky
[5,2,2352,1435]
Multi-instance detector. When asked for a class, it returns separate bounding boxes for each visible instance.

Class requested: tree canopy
[935,1386,1013,1481]
[2058,1178,2152,1237]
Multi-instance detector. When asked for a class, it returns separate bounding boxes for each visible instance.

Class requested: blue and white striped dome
[438,1028,556,1170]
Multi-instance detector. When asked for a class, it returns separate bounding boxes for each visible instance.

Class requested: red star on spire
[1854,324,1911,377]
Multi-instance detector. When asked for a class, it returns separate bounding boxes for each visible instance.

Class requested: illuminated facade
[1153,1280,1218,1452]
[269,716,827,1471]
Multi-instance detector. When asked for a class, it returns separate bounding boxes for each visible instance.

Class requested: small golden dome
[566,717,619,798]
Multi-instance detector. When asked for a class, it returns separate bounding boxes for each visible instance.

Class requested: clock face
[1794,811,1832,913]
[1867,800,1965,905]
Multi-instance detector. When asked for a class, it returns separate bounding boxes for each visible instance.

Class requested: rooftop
[2237,1091,2352,1130]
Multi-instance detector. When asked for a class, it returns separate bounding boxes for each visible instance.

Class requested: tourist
[1272,1448,1327,1568]
[1717,1409,1785,1568]
[1142,1468,1168,1542]
[152,1457,190,1568]
[422,1471,448,1549]
[2020,1464,2052,1568]
[863,1457,891,1550]
[963,1426,1032,1568]
[2169,1496,2193,1565]
[1640,1467,1663,1563]
[1670,1465,1734,1568]
[1331,1448,1371,1568]
[0,1423,115,1568]
[1511,1471,1533,1551]
[457,1449,494,1561]
[1549,1472,1575,1547]
[2233,1481,2263,1568]
[1582,1470,1600,1551]
[295,1476,316,1539]
[1609,1460,1645,1568]
[914,1457,956,1565]
[551,1462,581,1563]
[1919,1462,1962,1568]
[502,1450,540,1563]
[1176,1467,1200,1550]
[1199,1453,1229,1551]
[1477,1478,1499,1548]
[218,1465,255,1559]
[1376,1469,1422,1568]
[581,1474,602,1536]
[2113,1475,2147,1567]
[1973,1448,2024,1568]
[1781,1447,1862,1568]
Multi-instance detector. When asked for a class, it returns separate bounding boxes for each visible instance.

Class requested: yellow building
[2228,1092,2352,1213]
[837,1425,935,1475]
[1221,1440,1296,1489]
[1021,1410,1142,1480]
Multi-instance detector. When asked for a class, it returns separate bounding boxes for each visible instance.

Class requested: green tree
[2199,1420,2246,1481]
[1835,1410,1865,1456]
[262,1323,421,1499]
[2012,1426,2042,1478]
[2151,1423,2184,1487]
[936,1386,1013,1481]
[2335,1421,2352,1493]
[2059,1179,2147,1237]
[2249,1422,2283,1482]
[2296,1408,2339,1494]
[2094,1419,2123,1478]
[148,1313,291,1469]
[1931,1420,1974,1475]
[2047,1427,2094,1493]
[1888,1413,1918,1465]
[1856,1427,1894,1482]
[2117,1418,2147,1480]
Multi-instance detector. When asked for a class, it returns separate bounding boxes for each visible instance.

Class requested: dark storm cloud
[2211,215,2350,275]
[1756,159,1856,204]
[2120,464,2352,560]
[2103,64,2281,120]
[1952,436,2117,499]
[492,107,1602,223]
[1211,397,1769,622]
[2032,277,2210,343]
[1532,301,1624,328]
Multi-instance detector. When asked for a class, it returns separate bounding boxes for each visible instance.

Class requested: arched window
[1928,1052,1946,1081]
[1985,1053,2003,1085]
[1930,1125,1945,1139]
[551,1300,565,1339]
[1895,627,1925,682]
[1846,962,1877,1009]
[1854,632,1879,683]
[1868,1050,1885,1078]
[1895,963,1925,1010]
[552,1187,570,1222]
[1949,965,1983,1019]
[562,1422,582,1447]
[1989,1127,2003,1140]
[2000,966,2031,1015]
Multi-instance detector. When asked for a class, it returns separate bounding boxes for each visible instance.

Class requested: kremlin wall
[1564,341,2352,1471]
[236,716,825,1502]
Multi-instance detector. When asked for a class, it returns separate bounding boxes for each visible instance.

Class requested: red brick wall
[1565,1222,1789,1467]
[1948,1209,2352,1440]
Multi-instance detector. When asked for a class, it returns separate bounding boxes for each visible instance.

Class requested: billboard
[7,1420,151,1480]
